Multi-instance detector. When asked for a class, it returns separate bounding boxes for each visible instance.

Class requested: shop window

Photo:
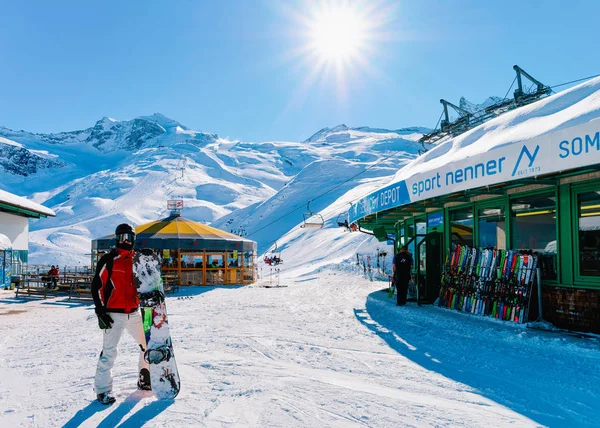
[450,208,473,247]
[243,252,254,268]
[417,236,426,271]
[182,253,203,269]
[407,223,415,239]
[577,190,600,277]
[161,249,178,268]
[510,193,557,280]
[207,255,224,269]
[478,207,506,249]
[227,251,240,268]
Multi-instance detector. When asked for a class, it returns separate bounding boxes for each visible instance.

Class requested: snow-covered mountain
[0,115,426,266]
[459,96,504,115]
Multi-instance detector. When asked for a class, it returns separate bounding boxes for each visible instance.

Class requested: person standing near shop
[393,246,413,306]
[91,223,151,405]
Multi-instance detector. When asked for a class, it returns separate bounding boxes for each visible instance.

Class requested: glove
[95,308,114,329]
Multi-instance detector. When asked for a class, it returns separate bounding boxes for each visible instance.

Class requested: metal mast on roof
[418,64,552,151]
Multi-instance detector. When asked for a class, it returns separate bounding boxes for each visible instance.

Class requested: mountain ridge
[0,110,450,264]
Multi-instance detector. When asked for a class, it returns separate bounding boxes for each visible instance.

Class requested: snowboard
[133,249,181,400]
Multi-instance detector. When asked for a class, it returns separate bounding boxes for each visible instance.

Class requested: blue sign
[350,122,600,225]
[428,212,443,227]
[386,239,395,245]
[348,181,410,223]
[387,233,396,240]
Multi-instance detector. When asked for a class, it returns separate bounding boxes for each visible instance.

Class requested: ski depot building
[350,77,600,333]
[0,189,56,285]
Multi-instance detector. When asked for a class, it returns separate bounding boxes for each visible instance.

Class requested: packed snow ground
[1,266,599,427]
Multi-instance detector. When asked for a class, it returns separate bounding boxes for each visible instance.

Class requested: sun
[308,4,368,64]
[278,0,396,106]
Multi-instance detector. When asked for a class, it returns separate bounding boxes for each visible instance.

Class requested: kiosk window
[450,208,473,247]
[578,191,600,277]
[478,207,506,249]
[511,193,557,280]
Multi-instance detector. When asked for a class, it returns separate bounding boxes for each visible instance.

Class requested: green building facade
[350,85,600,333]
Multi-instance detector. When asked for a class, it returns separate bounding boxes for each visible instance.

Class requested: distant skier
[91,223,151,405]
[393,246,413,306]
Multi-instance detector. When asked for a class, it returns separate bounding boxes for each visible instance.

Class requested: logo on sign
[511,144,540,177]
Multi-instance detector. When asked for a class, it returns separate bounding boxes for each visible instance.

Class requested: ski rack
[419,65,552,151]
[437,246,539,324]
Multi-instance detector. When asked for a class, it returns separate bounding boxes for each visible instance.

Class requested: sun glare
[309,5,367,63]
[278,0,396,109]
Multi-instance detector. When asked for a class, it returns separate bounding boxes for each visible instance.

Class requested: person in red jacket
[47,265,59,289]
[91,223,151,405]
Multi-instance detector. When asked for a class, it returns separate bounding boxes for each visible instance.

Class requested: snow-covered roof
[350,76,600,223]
[0,188,56,217]
[0,233,11,249]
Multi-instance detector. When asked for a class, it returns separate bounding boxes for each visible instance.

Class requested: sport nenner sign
[349,118,600,224]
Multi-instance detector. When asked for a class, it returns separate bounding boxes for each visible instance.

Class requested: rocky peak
[86,117,166,152]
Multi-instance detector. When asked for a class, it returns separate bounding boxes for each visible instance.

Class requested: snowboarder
[91,223,151,405]
[393,246,413,306]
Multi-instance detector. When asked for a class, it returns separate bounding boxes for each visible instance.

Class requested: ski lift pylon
[301,200,324,229]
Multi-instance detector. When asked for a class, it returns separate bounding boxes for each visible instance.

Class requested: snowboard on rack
[133,249,181,400]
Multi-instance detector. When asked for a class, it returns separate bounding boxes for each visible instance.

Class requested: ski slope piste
[350,119,600,223]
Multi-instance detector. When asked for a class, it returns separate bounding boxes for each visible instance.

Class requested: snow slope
[0,116,424,266]
[0,267,598,427]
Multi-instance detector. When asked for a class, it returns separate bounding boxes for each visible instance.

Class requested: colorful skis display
[437,245,538,324]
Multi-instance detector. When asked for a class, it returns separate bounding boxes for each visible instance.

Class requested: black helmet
[115,223,135,250]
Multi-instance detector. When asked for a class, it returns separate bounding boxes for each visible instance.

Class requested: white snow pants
[94,310,149,394]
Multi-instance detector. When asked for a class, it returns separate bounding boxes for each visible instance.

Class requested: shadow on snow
[62,391,173,428]
[171,285,244,297]
[356,289,600,427]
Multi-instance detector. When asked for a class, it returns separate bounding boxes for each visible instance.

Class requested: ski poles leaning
[438,245,538,324]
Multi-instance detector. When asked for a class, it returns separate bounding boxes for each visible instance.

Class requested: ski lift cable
[245,148,407,239]
[549,72,600,89]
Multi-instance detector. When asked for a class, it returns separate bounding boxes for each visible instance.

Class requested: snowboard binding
[145,345,174,364]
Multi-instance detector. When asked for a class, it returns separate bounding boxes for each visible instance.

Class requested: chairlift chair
[336,212,350,230]
[301,200,324,229]
[263,241,283,266]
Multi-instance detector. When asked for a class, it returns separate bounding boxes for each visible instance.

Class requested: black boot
[138,368,152,391]
[97,392,116,405]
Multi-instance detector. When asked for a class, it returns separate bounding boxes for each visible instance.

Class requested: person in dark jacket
[91,223,150,405]
[392,246,413,306]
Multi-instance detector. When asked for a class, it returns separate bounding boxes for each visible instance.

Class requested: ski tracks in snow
[0,273,571,427]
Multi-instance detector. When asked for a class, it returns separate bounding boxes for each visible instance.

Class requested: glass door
[414,216,427,303]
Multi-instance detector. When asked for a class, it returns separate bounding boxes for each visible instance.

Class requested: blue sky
[1,0,600,142]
